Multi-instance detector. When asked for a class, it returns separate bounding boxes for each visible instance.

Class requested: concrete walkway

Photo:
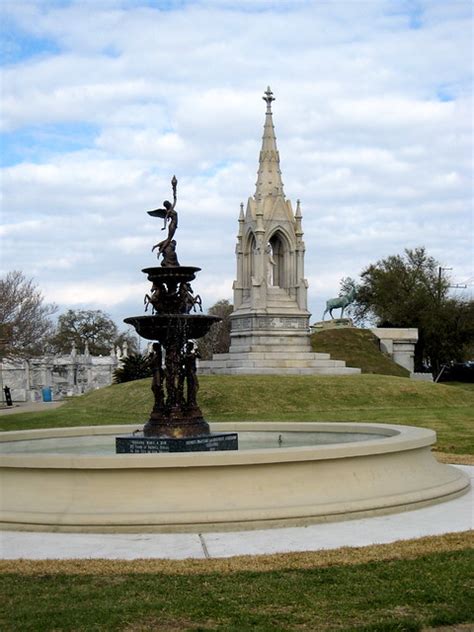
[1,465,472,560]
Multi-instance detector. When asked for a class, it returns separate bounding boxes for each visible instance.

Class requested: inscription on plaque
[116,432,238,454]
[232,317,251,331]
[254,316,308,330]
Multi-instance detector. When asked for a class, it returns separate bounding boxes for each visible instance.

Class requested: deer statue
[322,285,356,320]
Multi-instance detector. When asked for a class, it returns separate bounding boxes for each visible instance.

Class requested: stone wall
[371,328,419,374]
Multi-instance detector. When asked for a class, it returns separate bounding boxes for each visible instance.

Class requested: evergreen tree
[113,353,153,383]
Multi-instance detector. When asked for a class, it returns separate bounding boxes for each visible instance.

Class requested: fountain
[117,176,237,452]
[0,179,470,532]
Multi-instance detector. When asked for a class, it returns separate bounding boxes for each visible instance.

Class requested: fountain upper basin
[142,266,201,285]
[0,422,469,532]
[124,313,220,342]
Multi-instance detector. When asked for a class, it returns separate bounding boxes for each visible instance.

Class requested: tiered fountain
[117,176,238,453]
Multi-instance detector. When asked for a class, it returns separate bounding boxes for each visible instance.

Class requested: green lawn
[2,546,473,631]
[2,375,473,454]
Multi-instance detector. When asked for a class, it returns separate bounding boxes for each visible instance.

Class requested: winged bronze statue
[149,176,178,263]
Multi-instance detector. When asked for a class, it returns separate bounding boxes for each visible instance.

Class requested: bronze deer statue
[322,285,356,320]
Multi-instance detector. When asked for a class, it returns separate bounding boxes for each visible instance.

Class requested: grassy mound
[311,327,410,376]
[2,374,473,454]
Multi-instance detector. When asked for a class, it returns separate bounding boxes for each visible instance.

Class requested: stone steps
[199,358,346,369]
[208,351,332,361]
[229,343,312,354]
[198,349,361,376]
[199,366,360,376]
[199,360,346,369]
[232,289,306,315]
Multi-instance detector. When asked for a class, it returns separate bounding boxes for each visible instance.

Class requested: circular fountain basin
[0,422,469,532]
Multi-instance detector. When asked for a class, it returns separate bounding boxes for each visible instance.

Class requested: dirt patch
[122,618,217,631]
[423,625,474,632]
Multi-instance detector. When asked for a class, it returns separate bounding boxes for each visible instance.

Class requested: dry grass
[121,617,218,631]
[2,530,472,577]
[434,452,474,465]
[423,627,474,631]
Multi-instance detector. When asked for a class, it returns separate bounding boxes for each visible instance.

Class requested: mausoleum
[0,343,126,402]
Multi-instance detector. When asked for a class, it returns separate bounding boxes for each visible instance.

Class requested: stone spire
[255,86,284,201]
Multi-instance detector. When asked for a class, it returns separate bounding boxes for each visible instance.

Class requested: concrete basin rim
[0,422,436,469]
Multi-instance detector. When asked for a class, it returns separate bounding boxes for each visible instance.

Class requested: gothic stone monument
[199,88,360,376]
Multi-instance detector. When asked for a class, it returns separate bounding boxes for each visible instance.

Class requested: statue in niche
[265,243,275,286]
[149,175,179,265]
[150,342,165,410]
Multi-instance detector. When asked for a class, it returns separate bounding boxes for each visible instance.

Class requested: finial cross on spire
[263,86,275,111]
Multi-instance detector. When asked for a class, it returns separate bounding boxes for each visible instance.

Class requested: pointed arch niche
[268,230,291,288]
[244,231,256,287]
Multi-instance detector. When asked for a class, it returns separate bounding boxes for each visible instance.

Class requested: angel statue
[149,176,178,263]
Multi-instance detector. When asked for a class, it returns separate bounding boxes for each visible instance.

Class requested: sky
[1,0,473,339]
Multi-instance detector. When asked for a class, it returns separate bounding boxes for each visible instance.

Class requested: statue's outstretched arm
[171,175,177,209]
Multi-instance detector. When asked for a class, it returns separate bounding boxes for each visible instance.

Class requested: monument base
[116,432,238,454]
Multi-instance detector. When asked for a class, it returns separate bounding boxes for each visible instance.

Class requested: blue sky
[1,0,472,337]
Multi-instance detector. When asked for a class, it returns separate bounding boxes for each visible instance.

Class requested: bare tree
[0,271,57,359]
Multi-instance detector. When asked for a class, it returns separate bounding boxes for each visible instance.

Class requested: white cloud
[42,280,146,308]
[1,0,472,326]
[0,219,43,236]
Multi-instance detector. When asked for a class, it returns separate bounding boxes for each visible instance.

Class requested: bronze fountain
[117,177,237,453]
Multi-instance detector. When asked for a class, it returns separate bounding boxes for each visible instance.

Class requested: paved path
[1,465,472,560]
[0,401,64,415]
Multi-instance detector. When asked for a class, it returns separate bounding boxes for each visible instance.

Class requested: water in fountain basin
[0,430,379,455]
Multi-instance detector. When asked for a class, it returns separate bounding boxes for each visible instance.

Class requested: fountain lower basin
[0,422,469,532]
